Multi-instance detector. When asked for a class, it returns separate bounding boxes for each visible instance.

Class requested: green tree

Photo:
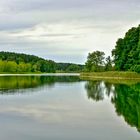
[105,56,113,71]
[0,51,84,73]
[85,51,105,72]
[0,51,57,73]
[112,25,140,72]
[0,60,5,72]
[66,64,81,72]
[6,61,17,72]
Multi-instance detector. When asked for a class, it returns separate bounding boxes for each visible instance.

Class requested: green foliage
[0,52,84,73]
[56,63,84,72]
[85,51,105,72]
[130,65,140,73]
[0,52,56,73]
[112,25,140,72]
[0,60,18,72]
[81,71,140,79]
[105,56,113,71]
[66,64,81,72]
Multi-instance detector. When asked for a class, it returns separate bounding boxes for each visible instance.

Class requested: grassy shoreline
[80,71,140,79]
[80,71,140,85]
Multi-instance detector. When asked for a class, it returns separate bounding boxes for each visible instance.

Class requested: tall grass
[80,71,140,79]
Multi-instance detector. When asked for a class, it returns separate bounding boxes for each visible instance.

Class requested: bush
[131,65,140,73]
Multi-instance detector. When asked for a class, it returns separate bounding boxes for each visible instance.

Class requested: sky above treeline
[0,0,140,64]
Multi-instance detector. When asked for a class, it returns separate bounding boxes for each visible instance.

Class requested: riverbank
[80,71,140,79]
[80,71,140,85]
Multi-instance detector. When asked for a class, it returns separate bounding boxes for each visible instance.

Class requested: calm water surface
[0,75,139,140]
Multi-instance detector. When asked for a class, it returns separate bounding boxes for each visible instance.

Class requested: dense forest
[0,52,84,73]
[85,24,140,73]
[56,63,84,72]
[112,25,140,72]
[0,52,56,73]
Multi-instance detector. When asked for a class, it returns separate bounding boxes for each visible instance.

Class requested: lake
[0,75,139,140]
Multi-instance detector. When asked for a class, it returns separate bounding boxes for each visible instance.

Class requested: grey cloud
[0,0,140,63]
[2,0,140,12]
[40,33,75,37]
[0,0,140,31]
[0,0,101,12]
[11,34,77,38]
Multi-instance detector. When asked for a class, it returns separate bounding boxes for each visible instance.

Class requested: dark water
[0,75,140,140]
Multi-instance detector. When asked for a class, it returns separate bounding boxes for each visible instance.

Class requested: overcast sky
[0,0,140,64]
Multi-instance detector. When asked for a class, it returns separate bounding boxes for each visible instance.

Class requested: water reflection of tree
[0,76,81,94]
[112,84,140,132]
[85,81,140,132]
[85,81,104,101]
[85,81,113,101]
[104,82,113,97]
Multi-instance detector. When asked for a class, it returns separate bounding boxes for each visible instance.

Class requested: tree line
[0,52,56,73]
[56,63,84,72]
[85,24,140,73]
[0,52,84,73]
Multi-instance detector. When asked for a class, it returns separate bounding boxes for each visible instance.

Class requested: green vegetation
[85,51,105,72]
[85,51,113,72]
[0,52,56,73]
[56,63,84,73]
[83,24,140,79]
[105,56,112,71]
[2,25,140,74]
[80,71,140,80]
[112,25,140,72]
[0,52,84,73]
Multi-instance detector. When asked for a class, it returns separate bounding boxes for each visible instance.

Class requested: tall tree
[85,51,105,72]
[112,25,140,72]
[105,56,113,71]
